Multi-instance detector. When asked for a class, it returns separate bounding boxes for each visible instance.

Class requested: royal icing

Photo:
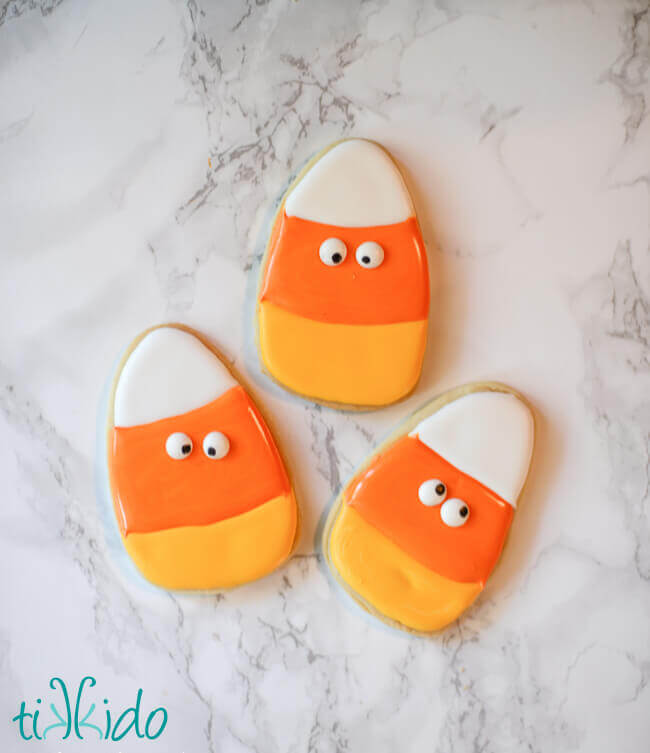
[258,139,429,406]
[409,391,534,506]
[327,386,534,632]
[114,326,237,427]
[284,138,413,227]
[261,215,427,325]
[328,505,482,633]
[108,326,297,590]
[344,436,513,584]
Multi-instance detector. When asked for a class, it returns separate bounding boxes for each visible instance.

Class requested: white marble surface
[1,0,649,751]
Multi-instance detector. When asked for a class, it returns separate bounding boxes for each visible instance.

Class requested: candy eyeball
[319,238,347,266]
[203,431,230,459]
[418,479,447,506]
[166,432,193,459]
[356,241,384,269]
[440,498,470,527]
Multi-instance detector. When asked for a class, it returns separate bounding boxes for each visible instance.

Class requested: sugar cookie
[323,382,534,632]
[106,325,298,590]
[257,138,429,408]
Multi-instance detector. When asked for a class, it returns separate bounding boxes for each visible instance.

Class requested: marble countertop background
[2,1,649,751]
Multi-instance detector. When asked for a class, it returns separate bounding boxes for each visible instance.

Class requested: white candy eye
[440,498,470,527]
[166,432,192,460]
[203,431,230,459]
[418,479,447,506]
[356,241,384,268]
[319,238,347,266]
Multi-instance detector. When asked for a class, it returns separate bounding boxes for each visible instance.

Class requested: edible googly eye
[202,431,230,459]
[440,498,470,527]
[355,241,384,269]
[319,238,347,266]
[166,432,193,459]
[418,479,447,506]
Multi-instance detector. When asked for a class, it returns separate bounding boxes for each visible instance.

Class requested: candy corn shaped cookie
[106,325,298,590]
[257,138,429,408]
[324,383,534,632]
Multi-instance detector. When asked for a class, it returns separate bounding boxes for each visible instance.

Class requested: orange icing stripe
[109,386,290,535]
[260,212,429,324]
[346,436,514,584]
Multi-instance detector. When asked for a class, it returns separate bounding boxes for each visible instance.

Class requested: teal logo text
[11,676,168,742]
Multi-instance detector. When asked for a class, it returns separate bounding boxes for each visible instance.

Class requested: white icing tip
[285,139,414,227]
[410,391,534,507]
[113,327,237,427]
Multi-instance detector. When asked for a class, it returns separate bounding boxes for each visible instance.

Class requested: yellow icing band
[123,493,297,590]
[329,505,481,632]
[258,301,427,407]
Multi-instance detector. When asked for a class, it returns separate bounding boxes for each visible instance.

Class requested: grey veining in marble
[1,1,649,751]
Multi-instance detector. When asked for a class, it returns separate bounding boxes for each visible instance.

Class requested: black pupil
[361,255,371,264]
[331,252,342,263]
[460,506,468,518]
[208,447,216,456]
[182,444,191,454]
[435,483,445,495]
